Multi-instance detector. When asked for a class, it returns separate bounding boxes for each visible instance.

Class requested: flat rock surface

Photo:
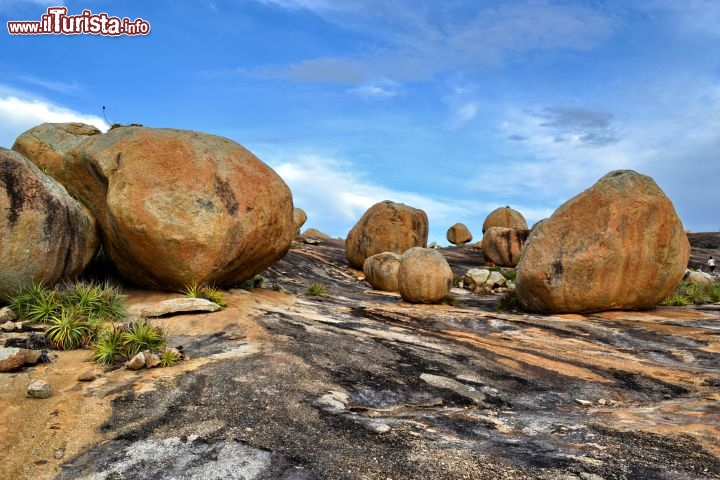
[2,237,720,479]
[130,297,222,317]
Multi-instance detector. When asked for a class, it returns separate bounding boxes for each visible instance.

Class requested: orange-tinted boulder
[482,206,527,233]
[446,223,473,245]
[516,170,689,313]
[345,200,428,269]
[293,208,308,236]
[12,122,102,182]
[0,148,98,298]
[481,227,531,267]
[363,252,402,292]
[398,247,453,303]
[63,127,294,290]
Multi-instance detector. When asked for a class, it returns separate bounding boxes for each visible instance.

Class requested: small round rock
[27,379,53,399]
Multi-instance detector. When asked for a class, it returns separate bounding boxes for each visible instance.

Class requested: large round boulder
[62,127,294,290]
[345,200,428,269]
[516,170,689,314]
[482,227,531,267]
[12,122,102,182]
[0,148,98,298]
[482,206,528,233]
[398,247,453,303]
[363,252,402,292]
[446,223,473,245]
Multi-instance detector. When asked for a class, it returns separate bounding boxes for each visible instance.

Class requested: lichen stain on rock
[0,159,24,226]
[213,175,238,216]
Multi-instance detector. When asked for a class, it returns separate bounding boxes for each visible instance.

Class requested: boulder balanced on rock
[446,223,473,245]
[482,206,527,233]
[57,126,294,290]
[516,170,689,314]
[345,200,428,269]
[0,148,98,298]
[398,247,453,303]
[482,227,531,267]
[12,122,102,183]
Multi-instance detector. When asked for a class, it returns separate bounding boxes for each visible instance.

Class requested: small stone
[23,349,42,365]
[27,379,53,398]
[597,398,607,406]
[78,370,97,382]
[53,449,65,460]
[0,306,17,323]
[575,399,592,407]
[144,351,161,368]
[126,352,146,370]
[15,322,24,331]
[1,321,16,332]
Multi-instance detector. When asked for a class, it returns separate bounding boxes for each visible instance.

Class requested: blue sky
[1,0,719,243]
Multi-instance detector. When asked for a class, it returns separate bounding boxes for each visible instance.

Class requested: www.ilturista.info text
[7,7,150,36]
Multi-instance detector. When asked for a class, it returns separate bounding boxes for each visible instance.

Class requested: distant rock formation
[481,227,530,267]
[345,200,428,269]
[446,223,472,245]
[398,247,453,303]
[516,170,689,313]
[293,208,308,237]
[482,206,527,233]
[0,148,98,298]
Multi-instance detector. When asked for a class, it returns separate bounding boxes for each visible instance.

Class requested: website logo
[7,7,150,36]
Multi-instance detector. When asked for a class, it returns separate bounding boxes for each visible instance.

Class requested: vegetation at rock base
[183,283,227,308]
[159,347,182,367]
[6,281,179,367]
[441,295,459,307]
[306,282,327,296]
[497,291,523,312]
[660,281,720,306]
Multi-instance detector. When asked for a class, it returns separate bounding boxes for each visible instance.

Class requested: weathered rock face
[398,247,453,303]
[63,127,294,290]
[293,208,307,237]
[0,148,98,298]
[685,270,714,286]
[363,252,402,292]
[516,170,690,314]
[345,201,428,269]
[481,227,531,267]
[482,206,528,233]
[12,122,102,182]
[446,223,473,245]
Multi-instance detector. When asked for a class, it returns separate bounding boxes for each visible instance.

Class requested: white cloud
[349,78,401,100]
[243,1,616,83]
[0,94,106,147]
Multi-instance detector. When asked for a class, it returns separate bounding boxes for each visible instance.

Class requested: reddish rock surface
[345,200,428,269]
[398,247,453,303]
[0,148,98,298]
[63,127,294,290]
[516,170,690,313]
[482,206,528,233]
[481,227,530,267]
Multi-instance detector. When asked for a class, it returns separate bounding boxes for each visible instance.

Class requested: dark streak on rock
[213,175,238,216]
[0,159,24,225]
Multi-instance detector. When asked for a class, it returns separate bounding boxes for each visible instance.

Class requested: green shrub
[159,347,182,367]
[183,283,227,308]
[45,308,91,350]
[122,320,166,357]
[92,325,126,365]
[659,294,691,307]
[306,283,326,296]
[682,282,712,305]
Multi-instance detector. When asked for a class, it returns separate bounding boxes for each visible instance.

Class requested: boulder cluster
[352,171,691,313]
[3,123,296,292]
